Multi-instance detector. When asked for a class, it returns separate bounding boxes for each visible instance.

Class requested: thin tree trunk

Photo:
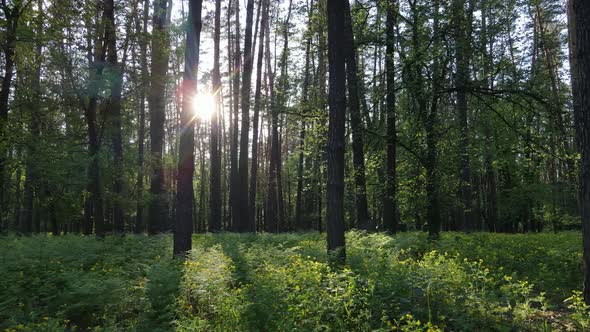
[230,0,241,231]
[568,0,590,305]
[175,0,203,256]
[265,5,279,233]
[326,0,347,263]
[148,0,171,234]
[104,0,125,233]
[343,0,371,231]
[249,0,269,229]
[0,2,22,230]
[209,0,223,232]
[237,0,256,232]
[383,0,397,234]
[481,0,497,232]
[295,3,313,231]
[453,0,474,231]
[135,0,150,234]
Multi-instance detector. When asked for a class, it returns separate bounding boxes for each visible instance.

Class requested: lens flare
[191,93,215,120]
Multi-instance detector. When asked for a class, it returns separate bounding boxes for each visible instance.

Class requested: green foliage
[0,231,585,331]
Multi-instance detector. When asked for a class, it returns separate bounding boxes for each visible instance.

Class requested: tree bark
[327,0,347,263]
[104,0,125,233]
[453,0,474,232]
[343,0,371,231]
[568,0,590,305]
[175,0,203,256]
[209,0,223,233]
[148,0,171,234]
[265,3,279,233]
[426,0,442,239]
[0,1,22,230]
[237,0,256,232]
[383,0,397,234]
[230,0,241,231]
[249,0,269,230]
[135,0,150,234]
[295,2,313,231]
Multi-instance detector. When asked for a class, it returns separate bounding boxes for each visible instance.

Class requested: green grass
[0,231,587,331]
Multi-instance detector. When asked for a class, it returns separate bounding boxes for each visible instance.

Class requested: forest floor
[0,231,587,331]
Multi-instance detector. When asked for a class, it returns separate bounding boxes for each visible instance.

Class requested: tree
[104,0,125,233]
[237,0,256,232]
[568,0,590,304]
[343,0,370,231]
[326,0,347,262]
[148,0,171,234]
[135,0,150,234]
[230,0,241,231]
[249,0,269,230]
[21,0,43,235]
[209,0,222,233]
[383,0,397,234]
[0,0,28,231]
[295,0,314,231]
[453,0,474,231]
[175,0,203,256]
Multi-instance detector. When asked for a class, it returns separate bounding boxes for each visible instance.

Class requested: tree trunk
[230,0,241,231]
[383,0,397,234]
[148,0,171,234]
[207,0,223,232]
[209,0,223,233]
[237,0,256,232]
[175,0,203,257]
[295,3,313,231]
[135,0,150,234]
[343,0,371,231]
[327,0,347,263]
[568,0,590,305]
[453,0,474,232]
[249,0,269,230]
[481,0,497,232]
[0,2,21,230]
[265,6,279,233]
[104,0,125,233]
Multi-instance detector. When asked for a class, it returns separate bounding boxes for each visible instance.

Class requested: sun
[191,93,216,120]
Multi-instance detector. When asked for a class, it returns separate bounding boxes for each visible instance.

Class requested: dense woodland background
[2,0,590,330]
[0,0,581,239]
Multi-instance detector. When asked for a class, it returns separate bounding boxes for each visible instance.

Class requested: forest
[1,0,590,330]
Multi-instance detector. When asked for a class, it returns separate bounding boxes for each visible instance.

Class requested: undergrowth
[0,231,586,331]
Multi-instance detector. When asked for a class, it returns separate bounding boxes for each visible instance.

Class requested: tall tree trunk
[21,0,43,235]
[295,2,313,231]
[135,0,150,234]
[481,0,497,232]
[249,0,269,229]
[0,2,21,230]
[265,5,279,233]
[237,0,256,232]
[343,0,371,231]
[453,0,474,231]
[383,0,397,234]
[326,0,347,263]
[104,0,125,233]
[230,0,241,231]
[148,0,171,234]
[316,0,327,233]
[83,6,107,237]
[568,0,590,305]
[271,0,293,232]
[175,0,203,256]
[209,0,222,232]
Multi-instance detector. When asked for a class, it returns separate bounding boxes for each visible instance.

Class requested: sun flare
[191,93,216,120]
